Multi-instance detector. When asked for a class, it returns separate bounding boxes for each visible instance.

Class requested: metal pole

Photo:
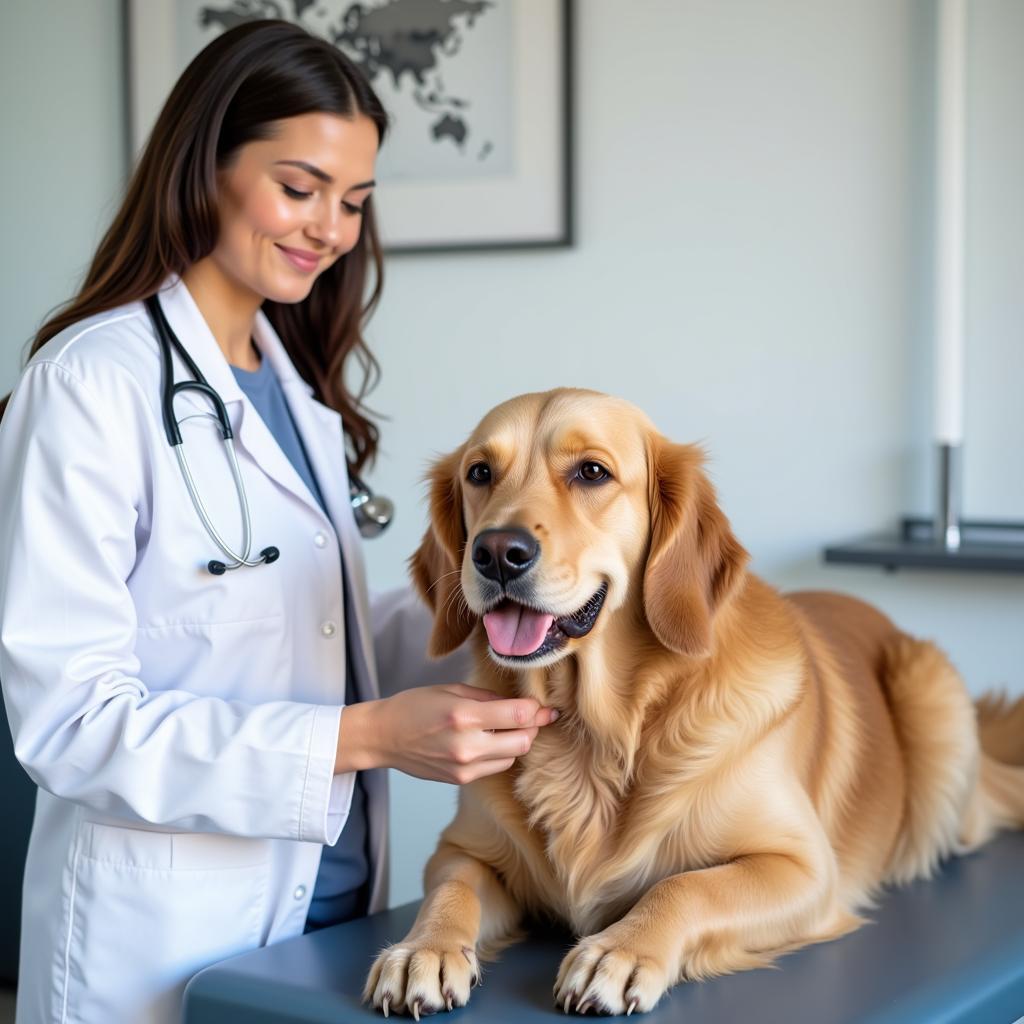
[936,441,962,550]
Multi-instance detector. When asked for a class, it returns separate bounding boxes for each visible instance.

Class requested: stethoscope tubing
[173,440,264,568]
[144,292,391,572]
[148,294,276,574]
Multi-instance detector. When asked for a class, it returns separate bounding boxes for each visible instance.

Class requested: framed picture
[125,0,574,253]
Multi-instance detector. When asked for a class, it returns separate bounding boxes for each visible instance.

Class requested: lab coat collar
[250,305,352,530]
[156,275,245,409]
[258,316,382,695]
[154,274,378,674]
[156,274,325,522]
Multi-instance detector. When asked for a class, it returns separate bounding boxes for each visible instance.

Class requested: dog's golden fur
[365,389,1024,1016]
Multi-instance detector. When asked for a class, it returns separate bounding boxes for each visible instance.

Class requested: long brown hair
[1,19,388,472]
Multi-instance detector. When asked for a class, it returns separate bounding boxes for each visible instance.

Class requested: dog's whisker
[437,581,476,637]
[425,568,462,596]
[440,583,466,629]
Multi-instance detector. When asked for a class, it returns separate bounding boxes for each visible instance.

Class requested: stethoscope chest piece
[349,473,394,539]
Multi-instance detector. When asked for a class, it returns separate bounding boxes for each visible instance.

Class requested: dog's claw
[577,1000,592,1015]
[563,992,574,1014]
[627,999,637,1016]
[381,996,390,1018]
[446,995,453,1012]
[412,999,421,1021]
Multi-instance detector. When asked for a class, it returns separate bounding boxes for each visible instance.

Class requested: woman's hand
[334,683,559,784]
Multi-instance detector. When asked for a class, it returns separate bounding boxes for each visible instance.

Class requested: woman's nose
[307,204,359,254]
[308,203,342,248]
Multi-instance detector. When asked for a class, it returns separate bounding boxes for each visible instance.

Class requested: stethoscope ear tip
[206,548,279,575]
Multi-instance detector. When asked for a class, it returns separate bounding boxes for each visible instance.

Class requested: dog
[365,388,1024,1017]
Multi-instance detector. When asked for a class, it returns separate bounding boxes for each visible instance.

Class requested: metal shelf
[823,518,1024,574]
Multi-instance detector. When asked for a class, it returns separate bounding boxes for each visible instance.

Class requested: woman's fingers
[442,683,505,702]
[473,697,559,732]
[441,685,559,729]
[447,726,539,779]
[535,705,560,726]
[474,725,538,761]
[462,757,517,782]
[375,685,560,784]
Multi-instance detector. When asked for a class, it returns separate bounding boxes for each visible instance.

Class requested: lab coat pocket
[63,821,272,1023]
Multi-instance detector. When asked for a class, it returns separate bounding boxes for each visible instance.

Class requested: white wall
[362,0,1024,903]
[0,1,124,391]
[2,1,1021,908]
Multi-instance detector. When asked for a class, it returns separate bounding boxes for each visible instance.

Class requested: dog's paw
[553,927,672,1016]
[364,939,480,1018]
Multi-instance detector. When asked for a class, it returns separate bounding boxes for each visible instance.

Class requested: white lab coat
[0,275,456,1024]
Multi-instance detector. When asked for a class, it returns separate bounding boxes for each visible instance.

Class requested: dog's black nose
[472,528,539,584]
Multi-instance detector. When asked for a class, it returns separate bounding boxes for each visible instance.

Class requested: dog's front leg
[364,841,522,1018]
[554,842,838,1015]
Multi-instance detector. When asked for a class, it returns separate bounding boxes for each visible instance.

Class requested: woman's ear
[409,447,476,657]
[643,437,749,657]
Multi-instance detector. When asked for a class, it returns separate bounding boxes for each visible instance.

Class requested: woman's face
[212,111,379,304]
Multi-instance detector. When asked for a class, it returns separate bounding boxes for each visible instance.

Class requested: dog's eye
[577,461,610,483]
[466,462,492,486]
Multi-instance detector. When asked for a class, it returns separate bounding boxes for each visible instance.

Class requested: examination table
[184,830,1024,1024]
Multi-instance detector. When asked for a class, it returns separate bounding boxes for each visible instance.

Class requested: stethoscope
[145,295,394,575]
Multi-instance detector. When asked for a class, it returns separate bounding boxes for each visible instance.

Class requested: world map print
[190,0,514,180]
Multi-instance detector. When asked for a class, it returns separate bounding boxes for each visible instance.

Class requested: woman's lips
[276,244,320,273]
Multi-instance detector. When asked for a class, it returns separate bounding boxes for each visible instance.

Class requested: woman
[0,20,555,1024]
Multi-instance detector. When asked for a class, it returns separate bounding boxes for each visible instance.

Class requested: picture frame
[125,0,574,253]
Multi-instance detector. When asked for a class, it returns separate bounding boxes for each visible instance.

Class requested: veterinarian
[0,21,556,1024]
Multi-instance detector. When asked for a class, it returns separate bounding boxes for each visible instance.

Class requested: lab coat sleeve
[370,586,473,699]
[0,361,341,844]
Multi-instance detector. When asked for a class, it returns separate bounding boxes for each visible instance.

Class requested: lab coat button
[320,621,337,638]
[314,532,328,548]
[293,885,307,900]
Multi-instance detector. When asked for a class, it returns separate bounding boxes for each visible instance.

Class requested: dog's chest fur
[509,709,712,935]
[484,648,757,935]
[511,729,637,932]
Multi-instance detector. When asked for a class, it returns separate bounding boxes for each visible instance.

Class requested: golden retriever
[365,388,1024,1017]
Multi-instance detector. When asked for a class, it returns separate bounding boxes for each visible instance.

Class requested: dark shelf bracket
[824,518,1024,574]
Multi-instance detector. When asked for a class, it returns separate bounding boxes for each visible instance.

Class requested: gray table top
[185,830,1024,1024]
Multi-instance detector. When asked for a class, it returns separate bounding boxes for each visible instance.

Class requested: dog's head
[411,389,749,668]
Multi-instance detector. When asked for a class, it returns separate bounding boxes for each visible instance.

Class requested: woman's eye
[577,461,610,483]
[343,201,364,216]
[281,184,311,200]
[466,462,492,486]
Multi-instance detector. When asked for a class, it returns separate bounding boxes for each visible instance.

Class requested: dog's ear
[409,446,476,657]
[643,437,749,657]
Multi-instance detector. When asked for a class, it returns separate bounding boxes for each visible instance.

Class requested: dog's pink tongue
[483,604,554,657]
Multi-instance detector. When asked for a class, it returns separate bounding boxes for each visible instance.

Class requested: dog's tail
[975,692,1024,766]
[882,639,1024,883]
[964,693,1024,838]
[881,637,980,883]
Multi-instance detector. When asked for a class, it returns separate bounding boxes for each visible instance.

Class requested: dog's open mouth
[482,583,609,660]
